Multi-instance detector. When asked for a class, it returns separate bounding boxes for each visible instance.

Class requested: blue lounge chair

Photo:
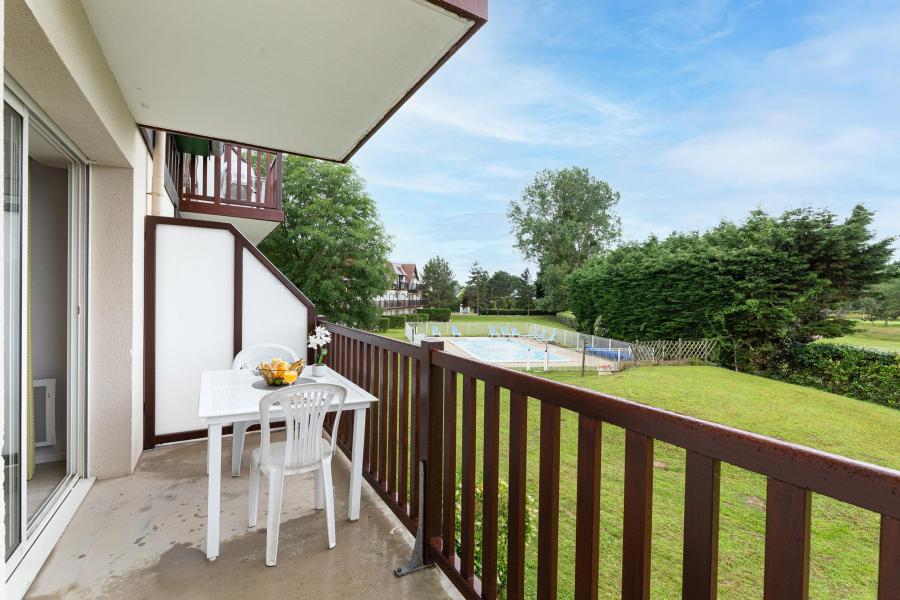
[500,326,510,337]
[488,326,499,338]
[431,325,441,337]
[510,326,520,337]
[525,326,545,340]
[451,324,461,337]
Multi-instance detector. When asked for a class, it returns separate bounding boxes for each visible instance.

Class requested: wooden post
[418,339,444,563]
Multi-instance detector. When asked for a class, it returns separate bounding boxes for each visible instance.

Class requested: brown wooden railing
[321,321,900,600]
[177,142,283,221]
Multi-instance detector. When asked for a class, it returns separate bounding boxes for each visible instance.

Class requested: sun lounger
[501,326,510,337]
[451,325,461,337]
[488,326,499,338]
[510,326,520,337]
[431,325,441,337]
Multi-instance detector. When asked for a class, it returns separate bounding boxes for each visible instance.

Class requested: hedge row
[555,311,578,329]
[475,309,555,316]
[766,343,899,409]
[415,308,451,322]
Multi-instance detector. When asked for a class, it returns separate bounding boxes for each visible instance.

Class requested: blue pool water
[449,337,568,363]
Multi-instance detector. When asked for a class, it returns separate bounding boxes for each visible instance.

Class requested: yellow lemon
[283,370,298,384]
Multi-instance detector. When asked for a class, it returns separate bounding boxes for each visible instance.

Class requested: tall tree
[259,156,392,328]
[465,262,490,313]
[508,167,621,311]
[487,270,521,308]
[517,268,535,314]
[421,256,457,307]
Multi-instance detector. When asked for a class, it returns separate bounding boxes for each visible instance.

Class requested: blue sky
[352,0,900,281]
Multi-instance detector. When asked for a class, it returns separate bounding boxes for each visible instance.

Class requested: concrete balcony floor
[26,434,459,599]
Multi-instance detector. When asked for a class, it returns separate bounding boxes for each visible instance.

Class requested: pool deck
[438,336,612,370]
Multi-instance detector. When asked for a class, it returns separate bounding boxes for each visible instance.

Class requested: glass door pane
[4,101,24,559]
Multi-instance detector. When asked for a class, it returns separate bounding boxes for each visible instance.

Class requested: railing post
[417,339,444,562]
[394,337,443,576]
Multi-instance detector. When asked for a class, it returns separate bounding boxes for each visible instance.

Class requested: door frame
[3,76,91,592]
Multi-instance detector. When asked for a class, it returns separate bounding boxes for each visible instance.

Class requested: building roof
[387,261,420,282]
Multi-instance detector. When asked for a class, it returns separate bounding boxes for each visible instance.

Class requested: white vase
[311,363,327,377]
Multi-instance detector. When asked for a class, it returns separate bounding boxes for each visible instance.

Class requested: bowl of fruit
[256,358,305,386]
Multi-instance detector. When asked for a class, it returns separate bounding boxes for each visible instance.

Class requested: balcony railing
[376,298,426,309]
[177,141,283,221]
[320,321,900,600]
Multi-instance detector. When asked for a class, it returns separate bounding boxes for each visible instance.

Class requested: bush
[556,311,578,329]
[430,308,452,322]
[454,478,536,595]
[386,314,408,329]
[766,343,899,409]
[478,308,555,316]
[372,317,390,332]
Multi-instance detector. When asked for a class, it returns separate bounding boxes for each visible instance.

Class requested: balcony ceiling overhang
[80,0,486,162]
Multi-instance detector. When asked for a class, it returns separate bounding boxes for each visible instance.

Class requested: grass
[441,365,899,598]
[816,319,900,353]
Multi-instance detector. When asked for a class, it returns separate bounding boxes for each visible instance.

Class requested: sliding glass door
[4,98,26,562]
[3,84,88,574]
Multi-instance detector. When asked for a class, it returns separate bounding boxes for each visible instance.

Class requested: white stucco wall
[6,0,154,478]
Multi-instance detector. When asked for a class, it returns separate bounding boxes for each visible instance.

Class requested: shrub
[556,311,578,329]
[454,478,537,595]
[372,317,390,332]
[766,343,899,409]
[386,314,408,329]
[478,308,555,316]
[430,308,452,322]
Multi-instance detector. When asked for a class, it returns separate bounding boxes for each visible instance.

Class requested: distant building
[374,261,424,314]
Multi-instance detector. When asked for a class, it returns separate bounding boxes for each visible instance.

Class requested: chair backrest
[258,383,348,469]
[451,325,461,335]
[511,326,519,335]
[489,326,497,336]
[432,325,440,336]
[501,326,509,335]
[232,343,299,370]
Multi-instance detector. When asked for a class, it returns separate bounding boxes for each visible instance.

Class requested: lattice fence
[631,338,718,363]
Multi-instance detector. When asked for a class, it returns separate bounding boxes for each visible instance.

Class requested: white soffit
[80,0,483,161]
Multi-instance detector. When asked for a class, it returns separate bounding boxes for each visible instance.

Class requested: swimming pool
[448,337,568,363]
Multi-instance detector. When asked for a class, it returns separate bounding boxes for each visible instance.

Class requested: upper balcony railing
[376,298,426,309]
[320,321,900,600]
[176,140,283,221]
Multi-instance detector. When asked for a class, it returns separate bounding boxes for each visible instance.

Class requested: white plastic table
[198,366,376,560]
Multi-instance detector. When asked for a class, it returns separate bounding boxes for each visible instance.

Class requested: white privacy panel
[242,248,309,362]
[155,225,234,435]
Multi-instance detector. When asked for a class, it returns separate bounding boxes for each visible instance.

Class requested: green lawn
[443,365,899,598]
[816,319,900,353]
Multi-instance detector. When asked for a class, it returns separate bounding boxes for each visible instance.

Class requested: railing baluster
[574,414,602,600]
[537,403,560,600]
[682,451,720,600]
[379,347,389,487]
[363,342,372,473]
[245,148,251,203]
[399,354,410,512]
[389,351,399,499]
[507,392,528,600]
[442,370,458,559]
[255,150,262,203]
[482,382,501,600]
[370,345,381,477]
[460,375,477,582]
[763,478,811,600]
[879,515,900,600]
[202,154,207,197]
[411,357,421,521]
[214,149,221,203]
[622,430,654,600]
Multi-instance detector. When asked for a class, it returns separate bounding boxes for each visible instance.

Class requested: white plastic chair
[249,383,348,566]
[230,343,299,477]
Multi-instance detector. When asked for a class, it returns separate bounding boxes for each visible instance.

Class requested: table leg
[207,423,222,560]
[348,407,366,521]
